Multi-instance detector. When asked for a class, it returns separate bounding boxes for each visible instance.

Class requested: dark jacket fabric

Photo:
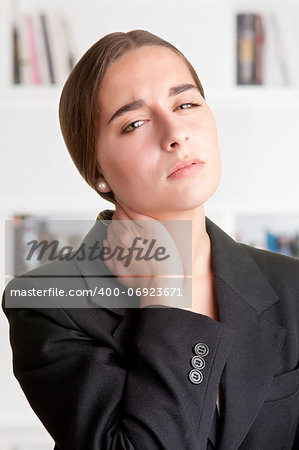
[2,214,299,449]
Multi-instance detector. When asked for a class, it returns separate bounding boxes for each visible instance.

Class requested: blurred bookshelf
[1,0,299,279]
[1,0,299,281]
[1,0,299,91]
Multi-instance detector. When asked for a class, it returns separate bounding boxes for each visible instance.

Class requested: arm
[3,276,227,450]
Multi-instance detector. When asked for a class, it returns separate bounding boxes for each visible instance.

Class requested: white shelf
[0,86,62,107]
[206,87,299,109]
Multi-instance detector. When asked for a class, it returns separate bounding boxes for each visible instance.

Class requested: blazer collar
[205,215,279,314]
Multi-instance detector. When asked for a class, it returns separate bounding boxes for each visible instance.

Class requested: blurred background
[1,0,299,448]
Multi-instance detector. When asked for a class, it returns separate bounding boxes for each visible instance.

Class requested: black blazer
[2,215,299,449]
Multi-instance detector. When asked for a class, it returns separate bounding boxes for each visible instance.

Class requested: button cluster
[188,342,209,384]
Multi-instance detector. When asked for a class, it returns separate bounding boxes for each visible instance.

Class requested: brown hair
[59,29,205,206]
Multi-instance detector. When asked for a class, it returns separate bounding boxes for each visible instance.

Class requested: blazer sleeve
[293,423,299,449]
[2,276,231,450]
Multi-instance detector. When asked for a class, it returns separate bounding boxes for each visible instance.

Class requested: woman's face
[96,45,222,216]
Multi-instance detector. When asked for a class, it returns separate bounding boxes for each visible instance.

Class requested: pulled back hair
[59,29,205,206]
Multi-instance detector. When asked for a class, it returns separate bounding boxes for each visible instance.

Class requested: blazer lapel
[205,217,286,449]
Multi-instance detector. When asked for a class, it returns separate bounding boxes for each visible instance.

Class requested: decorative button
[191,355,205,370]
[194,342,209,357]
[189,369,203,384]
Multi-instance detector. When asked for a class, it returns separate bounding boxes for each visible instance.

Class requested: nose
[159,116,189,152]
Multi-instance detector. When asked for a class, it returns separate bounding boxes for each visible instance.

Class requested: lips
[167,157,204,177]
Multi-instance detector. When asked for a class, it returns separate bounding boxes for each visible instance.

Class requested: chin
[180,182,220,207]
[162,197,206,213]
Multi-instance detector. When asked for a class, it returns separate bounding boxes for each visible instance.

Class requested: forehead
[98,46,194,105]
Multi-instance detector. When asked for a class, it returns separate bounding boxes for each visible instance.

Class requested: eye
[176,102,200,110]
[122,120,146,133]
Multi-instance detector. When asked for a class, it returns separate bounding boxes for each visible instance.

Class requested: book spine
[27,15,41,84]
[12,23,21,84]
[33,13,50,84]
[46,13,71,85]
[255,15,264,85]
[40,13,55,84]
[266,231,279,253]
[18,14,32,85]
[236,14,256,85]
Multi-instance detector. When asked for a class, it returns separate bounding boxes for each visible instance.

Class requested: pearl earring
[98,181,107,191]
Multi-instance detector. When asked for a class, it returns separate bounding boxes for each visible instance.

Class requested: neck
[149,204,212,278]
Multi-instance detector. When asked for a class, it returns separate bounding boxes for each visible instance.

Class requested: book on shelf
[236,8,299,87]
[236,13,264,85]
[12,23,20,84]
[12,11,74,85]
[268,7,299,87]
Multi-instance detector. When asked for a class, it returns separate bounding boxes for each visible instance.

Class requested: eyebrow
[107,83,200,125]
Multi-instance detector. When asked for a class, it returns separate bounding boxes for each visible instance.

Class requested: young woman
[3,30,299,449]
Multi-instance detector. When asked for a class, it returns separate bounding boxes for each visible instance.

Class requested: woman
[2,30,299,449]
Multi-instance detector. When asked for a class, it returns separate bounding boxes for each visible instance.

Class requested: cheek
[117,136,158,171]
[97,134,134,173]
[193,115,219,150]
[209,145,222,186]
[206,113,219,143]
[102,144,155,187]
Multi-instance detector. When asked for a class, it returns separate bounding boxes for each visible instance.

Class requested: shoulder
[2,257,85,318]
[241,243,299,279]
[17,255,81,278]
[240,243,299,304]
[3,257,83,297]
[2,254,125,336]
